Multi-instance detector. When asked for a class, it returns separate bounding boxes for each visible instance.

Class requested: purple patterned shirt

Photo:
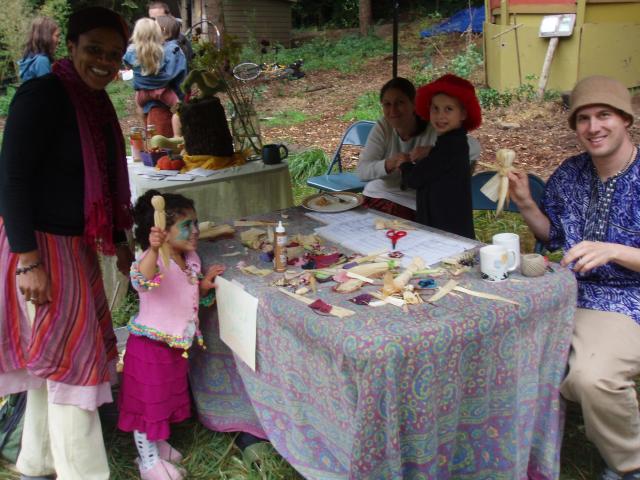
[543,147,640,324]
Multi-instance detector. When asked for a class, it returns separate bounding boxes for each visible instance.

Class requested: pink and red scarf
[52,59,132,254]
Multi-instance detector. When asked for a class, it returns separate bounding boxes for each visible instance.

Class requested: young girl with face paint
[118,190,224,480]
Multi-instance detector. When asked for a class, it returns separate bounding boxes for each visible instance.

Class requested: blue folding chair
[306,120,375,193]
[471,171,546,252]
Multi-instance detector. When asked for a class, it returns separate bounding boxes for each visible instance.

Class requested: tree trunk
[359,0,372,36]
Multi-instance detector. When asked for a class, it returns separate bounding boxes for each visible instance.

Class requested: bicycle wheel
[233,62,261,81]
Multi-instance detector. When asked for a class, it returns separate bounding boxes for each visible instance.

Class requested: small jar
[145,124,157,150]
[130,127,144,162]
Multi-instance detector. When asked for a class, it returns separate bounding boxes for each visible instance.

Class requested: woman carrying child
[123,16,186,137]
[117,190,224,480]
[400,74,482,239]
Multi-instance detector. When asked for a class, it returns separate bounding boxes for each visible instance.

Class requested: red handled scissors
[386,229,407,250]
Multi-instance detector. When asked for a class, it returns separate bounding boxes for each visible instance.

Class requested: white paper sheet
[189,167,222,177]
[216,277,258,371]
[305,210,371,224]
[165,174,195,181]
[314,214,476,267]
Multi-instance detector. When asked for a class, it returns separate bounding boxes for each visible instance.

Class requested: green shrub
[287,148,330,184]
[0,85,17,116]
[449,43,483,79]
[341,91,381,121]
[477,87,512,109]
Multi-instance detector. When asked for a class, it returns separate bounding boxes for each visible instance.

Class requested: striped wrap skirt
[0,218,118,390]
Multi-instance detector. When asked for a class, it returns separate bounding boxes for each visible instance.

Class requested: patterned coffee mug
[479,245,517,282]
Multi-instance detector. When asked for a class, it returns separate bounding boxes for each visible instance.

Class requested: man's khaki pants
[16,384,110,480]
[560,308,640,473]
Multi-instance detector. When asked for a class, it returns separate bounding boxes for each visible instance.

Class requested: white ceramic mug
[479,245,518,282]
[492,233,520,271]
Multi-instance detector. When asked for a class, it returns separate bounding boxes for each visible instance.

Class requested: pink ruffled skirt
[117,334,191,440]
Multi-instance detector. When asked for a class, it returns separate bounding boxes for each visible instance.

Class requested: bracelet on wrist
[16,261,42,275]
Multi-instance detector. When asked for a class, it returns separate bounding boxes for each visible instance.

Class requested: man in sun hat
[508,75,640,480]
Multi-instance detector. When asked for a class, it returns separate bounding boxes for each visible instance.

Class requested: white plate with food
[301,192,363,212]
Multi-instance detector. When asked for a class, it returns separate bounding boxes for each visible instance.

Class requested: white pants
[16,384,110,480]
[560,308,640,473]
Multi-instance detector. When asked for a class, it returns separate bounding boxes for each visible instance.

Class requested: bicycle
[232,59,304,81]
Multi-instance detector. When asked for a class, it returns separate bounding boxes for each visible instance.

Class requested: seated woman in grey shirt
[357,77,481,221]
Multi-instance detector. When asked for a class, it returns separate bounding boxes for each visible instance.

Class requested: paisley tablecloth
[190,207,577,480]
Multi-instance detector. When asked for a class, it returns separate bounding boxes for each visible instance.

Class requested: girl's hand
[201,264,226,291]
[385,152,410,173]
[149,226,167,251]
[409,145,432,162]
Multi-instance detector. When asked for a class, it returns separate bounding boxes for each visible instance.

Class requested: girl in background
[118,190,224,480]
[18,16,59,82]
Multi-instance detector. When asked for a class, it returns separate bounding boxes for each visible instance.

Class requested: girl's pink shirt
[133,249,201,340]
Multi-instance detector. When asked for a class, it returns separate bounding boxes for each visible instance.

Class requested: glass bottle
[130,127,144,162]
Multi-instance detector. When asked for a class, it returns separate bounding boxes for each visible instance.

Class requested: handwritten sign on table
[314,213,476,267]
[216,277,259,371]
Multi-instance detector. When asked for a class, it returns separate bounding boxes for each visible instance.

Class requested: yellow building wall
[485,1,640,92]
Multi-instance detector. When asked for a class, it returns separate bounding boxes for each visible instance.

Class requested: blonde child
[400,74,482,239]
[123,17,186,136]
[118,190,224,480]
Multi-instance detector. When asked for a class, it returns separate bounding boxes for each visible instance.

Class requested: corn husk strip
[278,288,354,318]
[333,279,363,293]
[453,286,520,306]
[240,228,266,249]
[240,265,272,276]
[221,251,243,257]
[353,250,389,264]
[200,224,235,240]
[374,219,417,231]
[346,271,375,283]
[369,291,405,308]
[428,280,459,302]
[347,262,390,278]
[478,149,516,215]
[383,257,425,296]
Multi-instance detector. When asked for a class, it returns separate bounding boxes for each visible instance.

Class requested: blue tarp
[420,7,485,37]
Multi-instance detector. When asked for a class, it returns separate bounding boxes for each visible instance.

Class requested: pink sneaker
[138,458,186,480]
[157,440,184,463]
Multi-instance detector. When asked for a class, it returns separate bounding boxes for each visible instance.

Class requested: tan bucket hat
[568,75,634,130]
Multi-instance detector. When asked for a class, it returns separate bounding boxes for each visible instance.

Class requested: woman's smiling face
[67,27,125,90]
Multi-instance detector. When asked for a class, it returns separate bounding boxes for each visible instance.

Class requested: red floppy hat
[415,74,482,132]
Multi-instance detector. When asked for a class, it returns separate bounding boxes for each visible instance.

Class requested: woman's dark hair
[133,190,196,250]
[379,77,416,102]
[155,15,180,40]
[66,7,129,47]
[23,17,59,60]
[379,77,427,136]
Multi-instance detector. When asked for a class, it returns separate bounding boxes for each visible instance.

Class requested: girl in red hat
[400,74,482,239]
